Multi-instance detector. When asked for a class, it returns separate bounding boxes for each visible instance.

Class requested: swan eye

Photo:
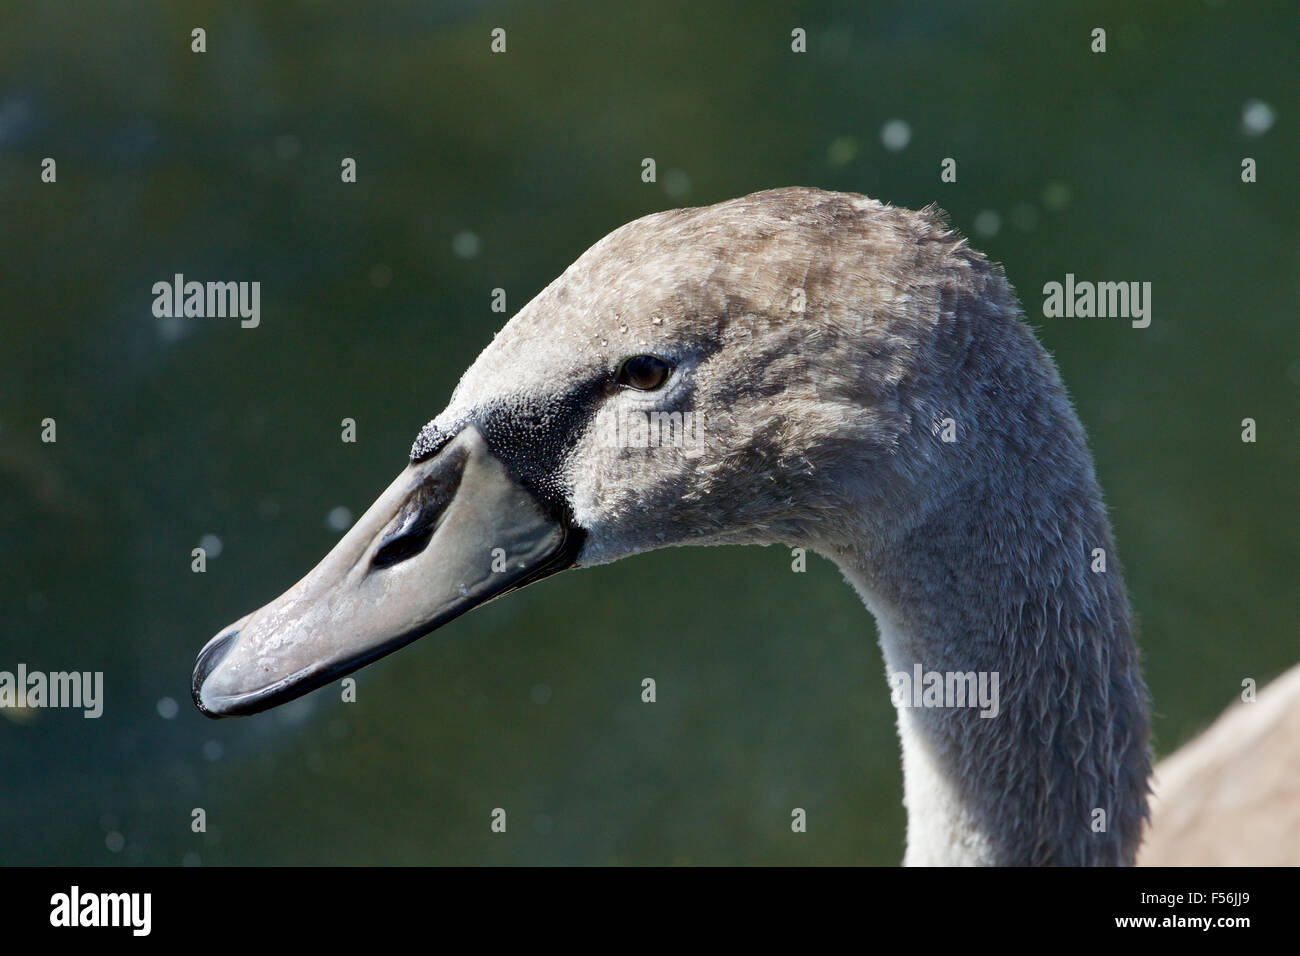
[616,355,672,391]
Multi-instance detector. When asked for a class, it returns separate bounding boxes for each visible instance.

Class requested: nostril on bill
[372,517,437,568]
[370,448,466,570]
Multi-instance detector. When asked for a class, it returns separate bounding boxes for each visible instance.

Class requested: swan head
[193,187,1008,716]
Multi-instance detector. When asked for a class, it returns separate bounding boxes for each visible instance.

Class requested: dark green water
[1,0,1294,864]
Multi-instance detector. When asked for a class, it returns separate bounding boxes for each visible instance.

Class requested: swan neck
[832,432,1150,865]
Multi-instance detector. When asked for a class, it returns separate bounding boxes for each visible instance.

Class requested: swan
[192,186,1154,866]
[1138,662,1300,866]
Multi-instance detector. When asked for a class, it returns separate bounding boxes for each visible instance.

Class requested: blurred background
[0,0,1294,865]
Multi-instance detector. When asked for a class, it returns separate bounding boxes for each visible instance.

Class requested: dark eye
[616,355,673,391]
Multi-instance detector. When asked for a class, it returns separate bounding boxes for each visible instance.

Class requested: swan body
[193,187,1157,864]
[1139,662,1300,866]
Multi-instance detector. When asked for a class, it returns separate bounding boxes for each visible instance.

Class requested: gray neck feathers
[826,257,1151,865]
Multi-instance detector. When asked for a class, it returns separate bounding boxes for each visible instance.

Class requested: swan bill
[191,426,579,718]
